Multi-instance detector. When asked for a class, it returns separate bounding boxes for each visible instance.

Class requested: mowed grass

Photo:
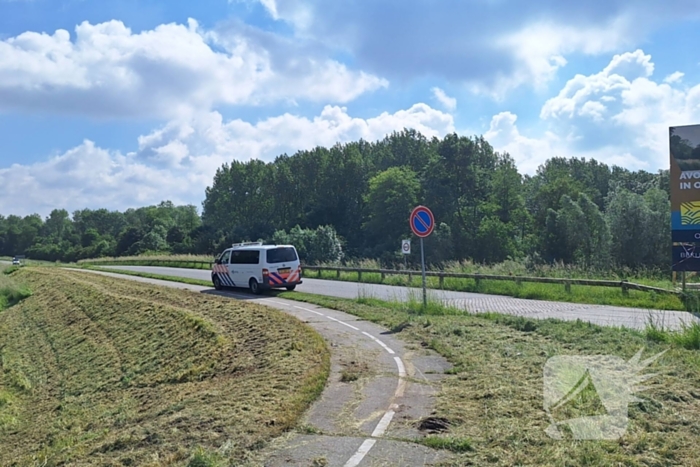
[78,255,686,311]
[0,268,329,466]
[277,290,700,467]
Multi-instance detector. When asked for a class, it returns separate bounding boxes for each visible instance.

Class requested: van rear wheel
[249,278,261,295]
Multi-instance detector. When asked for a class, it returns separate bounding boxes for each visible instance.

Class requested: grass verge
[273,289,700,467]
[0,264,31,311]
[77,256,686,311]
[0,268,329,466]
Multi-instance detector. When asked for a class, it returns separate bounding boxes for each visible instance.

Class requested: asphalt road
[101,265,700,331]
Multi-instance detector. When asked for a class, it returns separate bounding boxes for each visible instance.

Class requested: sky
[2,0,700,217]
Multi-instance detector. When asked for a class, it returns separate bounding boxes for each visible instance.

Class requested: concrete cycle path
[101,265,700,331]
[68,268,454,467]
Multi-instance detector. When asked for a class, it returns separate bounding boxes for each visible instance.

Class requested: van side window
[220,250,232,264]
[230,251,242,264]
[244,250,260,264]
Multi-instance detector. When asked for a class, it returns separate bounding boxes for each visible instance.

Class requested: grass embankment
[78,255,686,311]
[276,290,700,466]
[0,268,329,466]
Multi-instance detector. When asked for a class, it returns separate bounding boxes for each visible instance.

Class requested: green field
[0,268,329,466]
[276,290,700,467]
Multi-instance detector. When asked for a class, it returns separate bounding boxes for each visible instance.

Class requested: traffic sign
[402,239,411,254]
[410,205,435,238]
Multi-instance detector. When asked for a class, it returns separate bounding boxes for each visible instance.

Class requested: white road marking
[371,407,397,437]
[326,315,360,330]
[394,357,406,377]
[361,331,395,355]
[343,439,377,467]
[293,305,325,316]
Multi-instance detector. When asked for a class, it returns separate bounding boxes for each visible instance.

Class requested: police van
[211,242,302,294]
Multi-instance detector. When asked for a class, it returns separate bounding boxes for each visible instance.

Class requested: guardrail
[81,259,681,296]
[301,266,680,296]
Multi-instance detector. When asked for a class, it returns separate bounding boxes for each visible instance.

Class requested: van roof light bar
[232,241,264,248]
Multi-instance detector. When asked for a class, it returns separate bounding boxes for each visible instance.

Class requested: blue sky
[2,0,700,217]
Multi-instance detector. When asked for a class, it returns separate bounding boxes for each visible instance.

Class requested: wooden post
[564,280,571,294]
[381,272,385,282]
[621,281,629,296]
[358,270,362,282]
[439,273,444,289]
[336,269,341,278]
[682,271,687,292]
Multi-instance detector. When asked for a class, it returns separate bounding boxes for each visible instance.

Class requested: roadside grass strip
[0,268,329,466]
[277,290,700,467]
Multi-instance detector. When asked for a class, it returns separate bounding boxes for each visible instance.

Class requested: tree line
[0,129,671,273]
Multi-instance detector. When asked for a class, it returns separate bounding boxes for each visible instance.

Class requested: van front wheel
[249,278,261,295]
[285,285,296,291]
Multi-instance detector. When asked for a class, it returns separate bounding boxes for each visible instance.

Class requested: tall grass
[0,265,31,310]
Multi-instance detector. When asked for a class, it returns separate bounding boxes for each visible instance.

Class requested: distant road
[101,265,700,331]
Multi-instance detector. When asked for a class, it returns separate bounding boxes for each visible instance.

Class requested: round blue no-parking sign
[410,205,435,238]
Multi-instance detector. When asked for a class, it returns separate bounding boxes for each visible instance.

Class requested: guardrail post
[475,274,481,288]
[564,280,571,293]
[317,268,321,278]
[336,269,341,278]
[439,273,444,289]
[358,270,362,282]
[621,281,629,296]
[381,271,385,282]
[408,272,412,283]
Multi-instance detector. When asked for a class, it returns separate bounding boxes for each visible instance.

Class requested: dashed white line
[394,356,406,377]
[293,305,325,316]
[361,331,395,354]
[326,315,360,330]
[343,439,377,467]
[371,407,397,437]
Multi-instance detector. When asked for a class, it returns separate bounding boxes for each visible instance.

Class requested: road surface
[101,265,700,331]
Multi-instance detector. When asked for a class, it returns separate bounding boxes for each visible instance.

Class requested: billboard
[670,124,700,271]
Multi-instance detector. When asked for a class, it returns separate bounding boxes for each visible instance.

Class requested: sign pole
[420,236,426,308]
[409,205,435,311]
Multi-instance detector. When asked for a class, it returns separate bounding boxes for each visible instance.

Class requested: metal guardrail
[81,259,681,296]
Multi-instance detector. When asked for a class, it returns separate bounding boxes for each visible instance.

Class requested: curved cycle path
[101,265,700,331]
[69,268,453,467]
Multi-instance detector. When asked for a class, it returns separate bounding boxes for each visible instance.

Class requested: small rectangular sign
[401,239,411,255]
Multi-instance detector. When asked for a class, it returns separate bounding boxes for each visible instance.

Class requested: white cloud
[0,103,454,216]
[431,87,456,111]
[0,18,387,118]
[487,50,700,174]
[245,0,700,97]
[664,71,684,84]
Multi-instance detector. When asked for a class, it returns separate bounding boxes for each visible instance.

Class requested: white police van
[211,242,302,294]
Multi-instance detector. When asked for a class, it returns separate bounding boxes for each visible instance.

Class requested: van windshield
[266,247,298,264]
